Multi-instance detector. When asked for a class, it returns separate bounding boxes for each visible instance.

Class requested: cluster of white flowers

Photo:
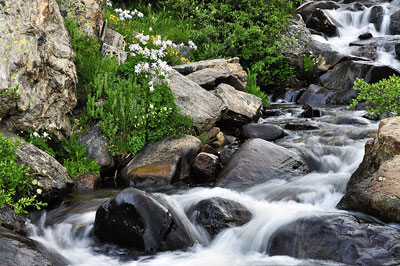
[106,0,112,7]
[32,131,50,139]
[114,8,144,21]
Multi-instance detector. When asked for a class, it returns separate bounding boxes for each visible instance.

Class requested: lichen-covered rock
[121,135,202,187]
[59,0,105,37]
[15,143,73,204]
[338,117,400,222]
[167,70,225,132]
[100,26,127,65]
[0,0,77,137]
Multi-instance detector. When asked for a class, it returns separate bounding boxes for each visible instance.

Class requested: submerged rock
[188,197,253,237]
[338,117,400,223]
[94,187,193,252]
[268,215,400,265]
[0,0,77,137]
[121,135,202,187]
[217,138,308,190]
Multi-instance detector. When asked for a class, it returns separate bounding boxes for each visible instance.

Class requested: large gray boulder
[15,142,73,203]
[217,138,308,190]
[94,187,193,252]
[167,70,225,132]
[214,83,263,127]
[0,0,77,137]
[186,68,231,90]
[338,117,400,223]
[100,26,127,65]
[121,135,202,187]
[58,0,105,37]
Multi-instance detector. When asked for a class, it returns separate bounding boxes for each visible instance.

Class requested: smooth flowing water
[311,0,400,70]
[27,106,380,266]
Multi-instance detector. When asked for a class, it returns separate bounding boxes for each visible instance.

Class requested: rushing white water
[27,108,378,266]
[312,2,400,70]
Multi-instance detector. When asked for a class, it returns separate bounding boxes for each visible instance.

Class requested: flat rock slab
[217,138,308,190]
[122,135,202,187]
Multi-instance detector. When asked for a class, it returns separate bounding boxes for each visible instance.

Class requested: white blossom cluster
[114,8,144,21]
[106,0,112,7]
[31,131,50,139]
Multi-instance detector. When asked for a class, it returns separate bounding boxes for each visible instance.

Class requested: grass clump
[0,134,47,214]
[349,75,400,117]
[246,70,269,107]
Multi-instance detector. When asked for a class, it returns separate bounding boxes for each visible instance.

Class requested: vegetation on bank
[349,75,400,117]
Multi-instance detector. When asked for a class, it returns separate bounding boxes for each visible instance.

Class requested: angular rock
[306,9,339,37]
[193,152,221,183]
[173,58,247,91]
[268,215,400,265]
[338,117,400,222]
[122,135,202,187]
[186,68,230,90]
[390,9,400,35]
[241,123,284,141]
[369,6,384,32]
[78,124,114,169]
[101,26,127,65]
[73,173,100,192]
[188,197,252,237]
[217,138,308,190]
[15,143,73,204]
[300,104,322,118]
[0,226,67,266]
[167,70,224,132]
[0,0,77,137]
[0,207,26,235]
[214,83,263,128]
[94,187,193,252]
[59,0,105,37]
[297,1,340,24]
[297,85,335,105]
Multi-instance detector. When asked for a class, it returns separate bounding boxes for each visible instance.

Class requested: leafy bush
[349,75,400,117]
[0,134,46,214]
[23,131,56,158]
[162,0,299,90]
[246,69,269,106]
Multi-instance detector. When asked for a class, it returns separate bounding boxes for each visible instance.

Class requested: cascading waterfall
[313,2,400,70]
[27,107,379,266]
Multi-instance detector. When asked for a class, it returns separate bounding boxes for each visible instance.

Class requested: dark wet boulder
[219,146,239,165]
[338,117,400,223]
[346,2,365,11]
[336,115,370,126]
[300,104,322,118]
[268,215,400,265]
[358,32,373,40]
[188,197,252,237]
[297,1,340,24]
[396,43,400,58]
[73,173,100,192]
[0,207,26,235]
[241,123,284,141]
[193,152,221,183]
[78,124,114,170]
[121,135,202,187]
[94,187,193,252]
[285,123,319,131]
[390,9,400,35]
[306,9,339,37]
[297,84,335,105]
[217,139,308,190]
[369,6,384,32]
[0,226,67,266]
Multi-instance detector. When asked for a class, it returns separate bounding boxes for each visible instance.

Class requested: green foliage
[58,133,101,178]
[246,69,269,107]
[303,53,316,73]
[349,75,400,117]
[0,84,20,99]
[0,134,46,214]
[162,0,298,89]
[23,131,56,158]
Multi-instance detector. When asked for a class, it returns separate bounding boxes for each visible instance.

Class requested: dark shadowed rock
[346,2,365,11]
[338,117,400,223]
[297,85,335,105]
[94,187,193,252]
[121,135,202,187]
[390,9,400,35]
[217,139,308,190]
[297,1,340,24]
[242,123,284,141]
[369,6,384,32]
[0,207,26,235]
[0,226,67,266]
[188,197,253,237]
[78,124,114,170]
[73,173,100,192]
[285,123,319,131]
[358,32,373,40]
[300,104,322,118]
[396,43,400,57]
[193,152,221,183]
[306,9,339,37]
[268,215,400,265]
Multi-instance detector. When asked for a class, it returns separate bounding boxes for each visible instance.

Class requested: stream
[27,105,386,266]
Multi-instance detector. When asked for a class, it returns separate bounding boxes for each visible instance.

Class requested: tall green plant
[246,69,269,107]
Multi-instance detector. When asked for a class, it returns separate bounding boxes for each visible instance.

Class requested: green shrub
[23,131,56,158]
[162,0,298,90]
[246,69,269,107]
[0,134,46,214]
[348,75,400,117]
[58,133,101,178]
